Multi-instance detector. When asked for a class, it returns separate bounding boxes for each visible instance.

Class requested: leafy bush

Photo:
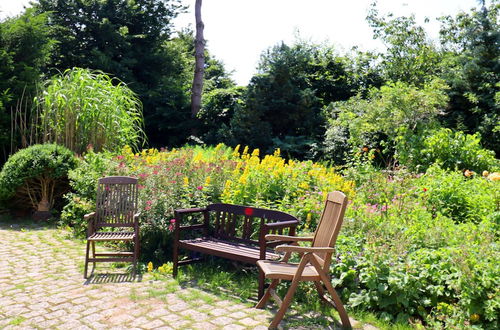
[402,128,499,172]
[417,165,498,223]
[33,67,145,154]
[0,144,77,212]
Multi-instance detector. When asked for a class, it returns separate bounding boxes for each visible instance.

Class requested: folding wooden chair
[256,191,351,329]
[84,176,140,279]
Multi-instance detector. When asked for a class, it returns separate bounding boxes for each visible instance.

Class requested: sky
[1,0,480,85]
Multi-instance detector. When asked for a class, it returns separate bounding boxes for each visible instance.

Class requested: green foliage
[332,168,499,328]
[402,128,499,172]
[326,79,449,166]
[0,144,77,211]
[34,0,191,147]
[417,165,499,223]
[367,3,444,86]
[0,8,54,160]
[34,68,145,154]
[438,1,500,155]
[228,41,356,158]
[197,86,245,145]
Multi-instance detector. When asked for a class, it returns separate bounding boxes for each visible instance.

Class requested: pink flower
[153,170,159,175]
[170,219,176,224]
[145,206,151,211]
[146,200,153,206]
[138,173,148,179]
[197,186,203,190]
[117,155,124,160]
[138,184,145,190]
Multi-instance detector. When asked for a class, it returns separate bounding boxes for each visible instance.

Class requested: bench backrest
[206,203,297,244]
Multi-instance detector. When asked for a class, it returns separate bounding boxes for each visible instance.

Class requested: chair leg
[91,241,96,270]
[269,276,301,329]
[321,275,351,329]
[258,270,265,299]
[256,279,279,309]
[84,240,91,279]
[315,281,330,304]
[133,237,139,276]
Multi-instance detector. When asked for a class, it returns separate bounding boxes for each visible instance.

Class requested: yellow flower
[147,261,153,273]
[204,176,211,186]
[482,170,489,177]
[470,314,480,322]
[183,176,189,186]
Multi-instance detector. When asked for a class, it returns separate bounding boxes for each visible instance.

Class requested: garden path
[0,222,367,329]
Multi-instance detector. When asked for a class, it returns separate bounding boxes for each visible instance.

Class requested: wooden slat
[88,232,135,241]
[179,238,280,262]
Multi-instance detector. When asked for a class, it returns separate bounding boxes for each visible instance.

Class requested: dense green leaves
[438,1,500,154]
[0,9,54,160]
[34,68,145,154]
[0,143,77,211]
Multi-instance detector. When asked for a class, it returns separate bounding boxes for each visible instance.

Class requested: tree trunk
[191,0,205,118]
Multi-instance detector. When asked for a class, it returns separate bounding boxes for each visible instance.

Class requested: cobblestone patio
[0,222,366,329]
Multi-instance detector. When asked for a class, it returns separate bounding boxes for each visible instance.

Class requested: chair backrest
[95,176,138,227]
[312,191,348,270]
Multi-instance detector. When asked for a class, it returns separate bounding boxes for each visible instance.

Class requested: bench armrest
[275,245,335,254]
[263,220,299,229]
[84,212,96,221]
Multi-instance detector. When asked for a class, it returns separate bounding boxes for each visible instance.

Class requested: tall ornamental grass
[34,67,145,154]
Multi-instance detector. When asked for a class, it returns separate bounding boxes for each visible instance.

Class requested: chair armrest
[84,212,96,221]
[265,234,313,242]
[134,212,141,219]
[275,245,335,254]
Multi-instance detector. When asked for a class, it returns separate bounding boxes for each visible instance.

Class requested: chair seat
[257,259,321,281]
[88,231,136,241]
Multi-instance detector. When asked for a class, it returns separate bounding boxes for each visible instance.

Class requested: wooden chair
[256,191,351,329]
[84,176,140,279]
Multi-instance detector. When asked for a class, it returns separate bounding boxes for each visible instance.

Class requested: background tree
[438,0,499,154]
[228,41,356,159]
[0,9,54,161]
[191,0,205,118]
[34,0,189,147]
[367,3,444,86]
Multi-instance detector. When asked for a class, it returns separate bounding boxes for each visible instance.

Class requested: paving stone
[211,316,235,326]
[239,317,262,327]
[208,308,228,317]
[228,311,248,319]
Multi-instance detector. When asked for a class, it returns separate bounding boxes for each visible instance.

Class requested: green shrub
[404,128,499,173]
[417,165,499,223]
[0,144,77,212]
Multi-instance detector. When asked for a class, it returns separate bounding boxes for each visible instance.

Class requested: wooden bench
[172,203,299,298]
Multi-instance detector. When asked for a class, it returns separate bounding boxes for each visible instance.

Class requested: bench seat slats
[179,237,281,263]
